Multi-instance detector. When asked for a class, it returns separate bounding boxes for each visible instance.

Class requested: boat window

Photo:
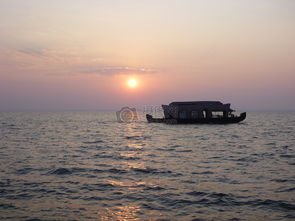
[212,111,223,118]
[191,111,198,118]
[202,110,206,118]
[179,111,187,119]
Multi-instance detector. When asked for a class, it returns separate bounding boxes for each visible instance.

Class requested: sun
[127,79,137,88]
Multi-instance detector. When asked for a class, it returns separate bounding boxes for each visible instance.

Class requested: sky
[0,0,294,111]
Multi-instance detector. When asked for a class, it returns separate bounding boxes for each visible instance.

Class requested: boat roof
[166,101,234,111]
[169,101,223,106]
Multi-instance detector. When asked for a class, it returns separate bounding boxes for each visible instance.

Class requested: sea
[0,111,294,221]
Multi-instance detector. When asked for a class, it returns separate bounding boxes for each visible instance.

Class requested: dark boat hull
[146,112,246,124]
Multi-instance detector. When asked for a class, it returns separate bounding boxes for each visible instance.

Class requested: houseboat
[146,101,246,124]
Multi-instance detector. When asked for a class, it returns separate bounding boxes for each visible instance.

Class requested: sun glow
[127,79,137,88]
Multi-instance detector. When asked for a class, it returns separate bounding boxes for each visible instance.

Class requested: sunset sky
[0,0,294,111]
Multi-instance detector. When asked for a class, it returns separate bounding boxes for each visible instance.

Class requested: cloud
[3,48,159,77]
[17,48,47,57]
[79,66,157,75]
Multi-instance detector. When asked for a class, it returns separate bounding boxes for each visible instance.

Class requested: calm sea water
[0,111,294,221]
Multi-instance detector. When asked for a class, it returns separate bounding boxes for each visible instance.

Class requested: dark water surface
[0,112,294,220]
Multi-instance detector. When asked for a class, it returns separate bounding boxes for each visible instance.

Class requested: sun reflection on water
[97,123,150,221]
[98,205,141,221]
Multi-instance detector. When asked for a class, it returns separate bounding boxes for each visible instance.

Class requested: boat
[146,101,246,124]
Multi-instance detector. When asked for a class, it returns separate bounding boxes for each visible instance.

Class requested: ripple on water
[82,140,104,144]
[50,168,72,175]
[131,167,173,175]
[1,111,295,220]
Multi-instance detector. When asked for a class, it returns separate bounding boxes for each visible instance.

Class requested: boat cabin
[162,101,234,120]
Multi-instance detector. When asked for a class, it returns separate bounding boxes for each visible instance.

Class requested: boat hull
[146,112,246,124]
